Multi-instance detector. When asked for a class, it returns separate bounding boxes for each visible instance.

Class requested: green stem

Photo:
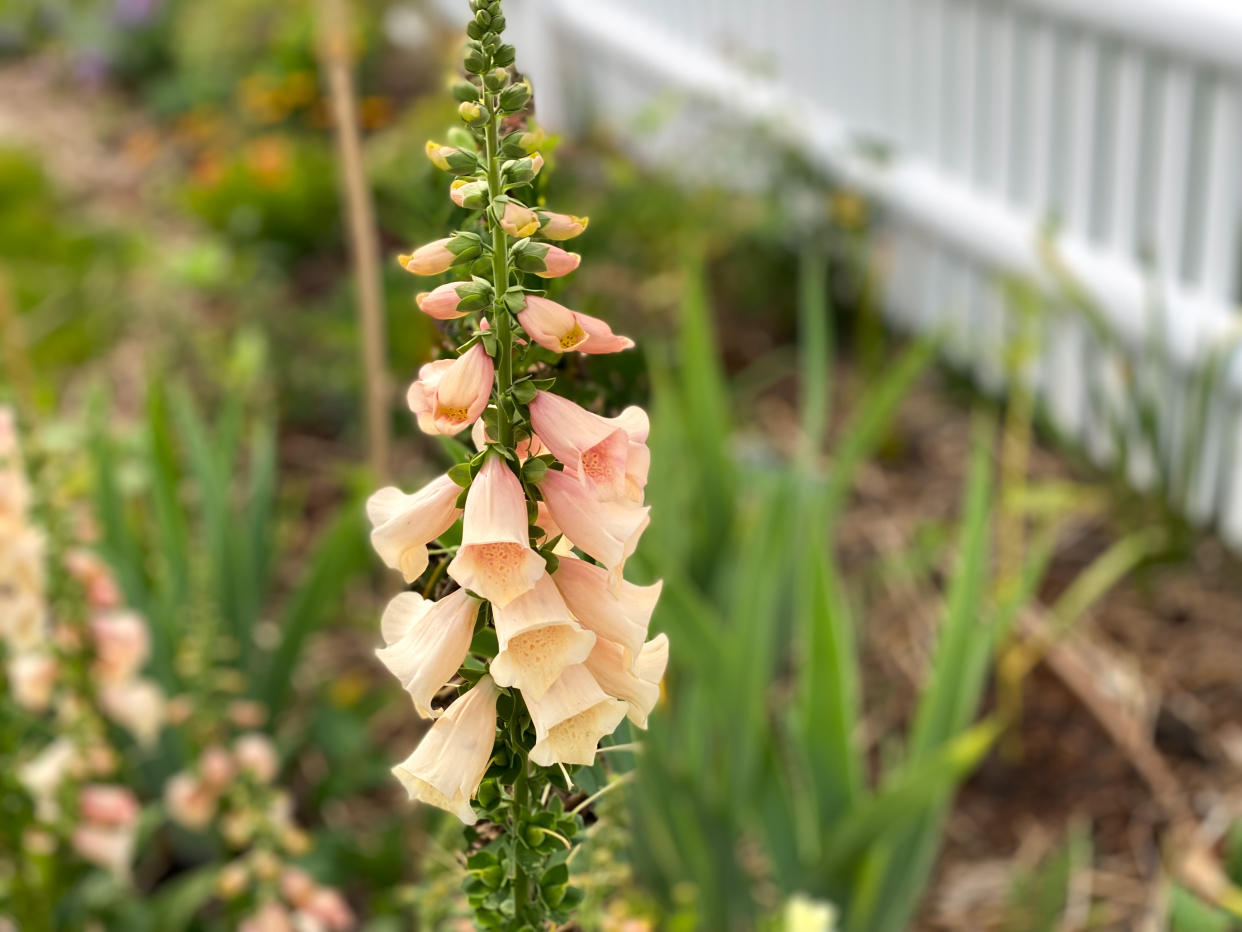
[511,750,530,922]
[484,102,515,449]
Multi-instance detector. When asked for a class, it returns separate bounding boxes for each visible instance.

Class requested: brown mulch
[815,363,1242,930]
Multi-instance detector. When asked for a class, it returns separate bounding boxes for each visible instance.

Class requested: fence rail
[482,0,1242,546]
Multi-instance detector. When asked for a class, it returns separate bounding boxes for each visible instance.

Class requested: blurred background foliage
[2,0,1241,929]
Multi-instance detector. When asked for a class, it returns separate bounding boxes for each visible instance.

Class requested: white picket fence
[483,0,1242,544]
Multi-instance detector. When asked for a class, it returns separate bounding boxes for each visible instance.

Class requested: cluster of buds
[165,732,354,929]
[366,1,667,927]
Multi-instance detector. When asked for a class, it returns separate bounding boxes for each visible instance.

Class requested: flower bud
[217,860,250,899]
[450,178,488,209]
[425,140,477,175]
[498,82,530,113]
[493,42,514,66]
[537,210,589,241]
[90,611,150,683]
[511,241,580,278]
[504,152,543,186]
[399,235,480,276]
[199,745,236,790]
[484,67,509,91]
[417,281,475,320]
[458,100,488,126]
[451,81,480,103]
[498,200,539,238]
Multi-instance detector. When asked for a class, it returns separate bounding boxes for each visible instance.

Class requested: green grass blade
[259,502,369,717]
[798,249,832,468]
[822,337,934,526]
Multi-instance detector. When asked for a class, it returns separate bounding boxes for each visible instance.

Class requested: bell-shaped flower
[498,201,540,238]
[90,611,149,683]
[526,665,626,767]
[517,295,589,353]
[537,210,589,241]
[584,633,668,729]
[392,675,499,825]
[416,282,471,320]
[407,342,494,436]
[552,556,661,664]
[447,456,544,607]
[489,573,595,700]
[366,475,462,583]
[539,469,649,576]
[376,588,479,718]
[577,312,637,355]
[527,391,634,501]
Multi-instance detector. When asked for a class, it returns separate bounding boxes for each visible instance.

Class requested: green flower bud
[458,100,488,125]
[498,81,530,113]
[452,81,481,103]
[493,43,516,67]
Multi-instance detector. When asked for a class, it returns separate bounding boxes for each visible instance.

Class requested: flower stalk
[370,1,668,927]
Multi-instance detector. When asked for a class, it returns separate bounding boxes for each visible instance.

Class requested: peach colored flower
[399,238,455,276]
[165,771,217,830]
[99,677,165,747]
[392,675,499,825]
[526,665,626,767]
[584,633,668,729]
[376,589,479,718]
[416,282,471,320]
[528,392,636,501]
[19,738,78,822]
[301,888,355,931]
[447,456,544,607]
[539,470,649,576]
[449,178,488,208]
[240,902,296,932]
[575,312,637,355]
[366,476,462,583]
[424,140,462,171]
[8,652,57,711]
[199,745,236,790]
[516,295,589,353]
[498,201,540,238]
[406,343,494,436]
[72,823,135,878]
[90,611,149,683]
[489,573,595,700]
[79,784,139,827]
[235,733,279,783]
[537,210,588,241]
[552,556,661,664]
[534,244,579,278]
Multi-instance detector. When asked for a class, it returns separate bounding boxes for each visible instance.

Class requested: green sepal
[452,82,481,102]
[503,290,527,314]
[447,462,475,487]
[520,455,546,482]
[510,380,537,405]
